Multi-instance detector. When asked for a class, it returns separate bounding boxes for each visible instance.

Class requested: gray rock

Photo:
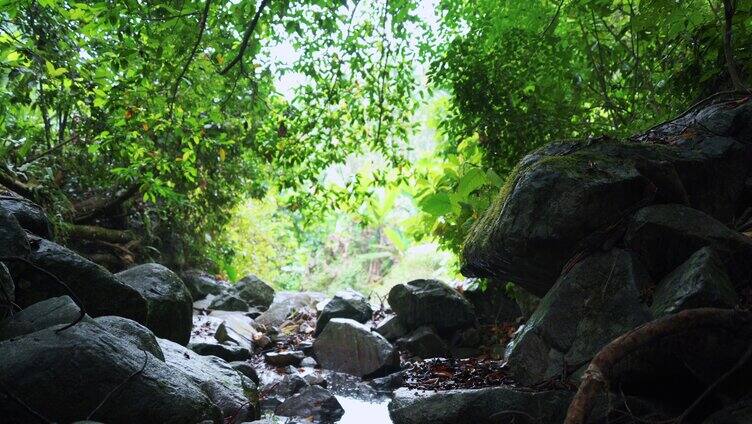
[230,361,260,385]
[300,356,317,368]
[461,134,750,297]
[375,315,408,341]
[117,263,193,345]
[505,249,652,386]
[398,326,449,359]
[210,292,250,311]
[269,374,309,398]
[180,269,226,300]
[388,279,476,334]
[460,279,521,324]
[315,289,373,336]
[232,275,275,310]
[0,207,29,261]
[94,315,164,361]
[314,318,399,378]
[652,247,738,317]
[275,385,344,422]
[159,338,260,422]
[265,350,305,367]
[0,295,83,340]
[625,204,752,282]
[0,195,53,239]
[0,320,220,423]
[254,292,323,329]
[206,310,263,349]
[13,235,148,323]
[189,341,252,362]
[388,386,669,424]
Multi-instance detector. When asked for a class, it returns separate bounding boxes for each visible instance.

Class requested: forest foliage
[1,0,750,289]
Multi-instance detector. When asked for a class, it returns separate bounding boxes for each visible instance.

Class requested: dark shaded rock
[271,374,309,398]
[209,292,249,311]
[13,235,148,323]
[460,279,521,324]
[265,350,305,367]
[370,371,405,392]
[232,275,275,309]
[94,315,164,361]
[116,263,192,345]
[652,247,738,317]
[0,321,220,423]
[189,341,252,362]
[0,208,29,260]
[314,318,399,378]
[315,289,373,336]
[180,269,226,300]
[508,283,541,320]
[462,133,750,297]
[625,204,752,283]
[230,361,260,385]
[0,295,83,340]
[388,279,476,334]
[375,315,408,341]
[703,398,752,424]
[0,196,53,239]
[159,338,260,422]
[505,249,652,386]
[275,385,344,422]
[388,386,673,424]
[0,263,13,319]
[398,326,449,359]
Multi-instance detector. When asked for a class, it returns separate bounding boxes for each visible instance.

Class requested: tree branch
[722,0,747,91]
[68,225,138,244]
[72,183,140,224]
[169,0,212,112]
[219,0,271,75]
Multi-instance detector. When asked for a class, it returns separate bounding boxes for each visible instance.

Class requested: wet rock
[388,386,670,424]
[625,204,752,282]
[159,338,260,422]
[189,341,251,362]
[0,196,53,239]
[461,134,750,297]
[271,374,309,398]
[254,292,324,329]
[13,235,148,323]
[180,269,226,300]
[0,320,220,423]
[209,292,249,311]
[0,295,82,341]
[315,289,373,336]
[314,318,399,378]
[370,371,405,392]
[232,275,275,310]
[375,315,408,341]
[398,326,449,359]
[275,385,344,422]
[94,315,164,361]
[0,208,29,261]
[505,249,652,386]
[0,263,13,319]
[703,398,752,424]
[230,361,260,385]
[652,247,738,317]
[265,350,305,367]
[209,310,262,349]
[301,356,317,368]
[116,263,192,345]
[388,279,476,334]
[459,279,521,324]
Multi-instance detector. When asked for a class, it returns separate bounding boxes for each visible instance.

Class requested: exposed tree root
[564,308,752,424]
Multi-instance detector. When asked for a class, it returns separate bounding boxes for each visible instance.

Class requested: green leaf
[457,168,486,197]
[419,192,453,217]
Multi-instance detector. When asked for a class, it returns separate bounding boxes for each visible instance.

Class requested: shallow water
[335,396,392,424]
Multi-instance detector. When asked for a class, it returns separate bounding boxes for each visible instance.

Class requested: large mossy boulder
[315,289,373,336]
[461,125,750,296]
[313,318,399,378]
[0,321,221,423]
[505,249,652,386]
[116,263,193,345]
[13,235,148,323]
[388,279,476,334]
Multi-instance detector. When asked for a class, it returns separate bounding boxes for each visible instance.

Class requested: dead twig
[86,350,149,420]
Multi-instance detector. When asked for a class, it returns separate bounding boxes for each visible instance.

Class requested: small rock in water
[265,350,305,367]
[275,385,345,422]
[230,361,260,385]
[189,341,251,362]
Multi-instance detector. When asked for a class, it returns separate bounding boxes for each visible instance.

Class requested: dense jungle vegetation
[1,0,750,292]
